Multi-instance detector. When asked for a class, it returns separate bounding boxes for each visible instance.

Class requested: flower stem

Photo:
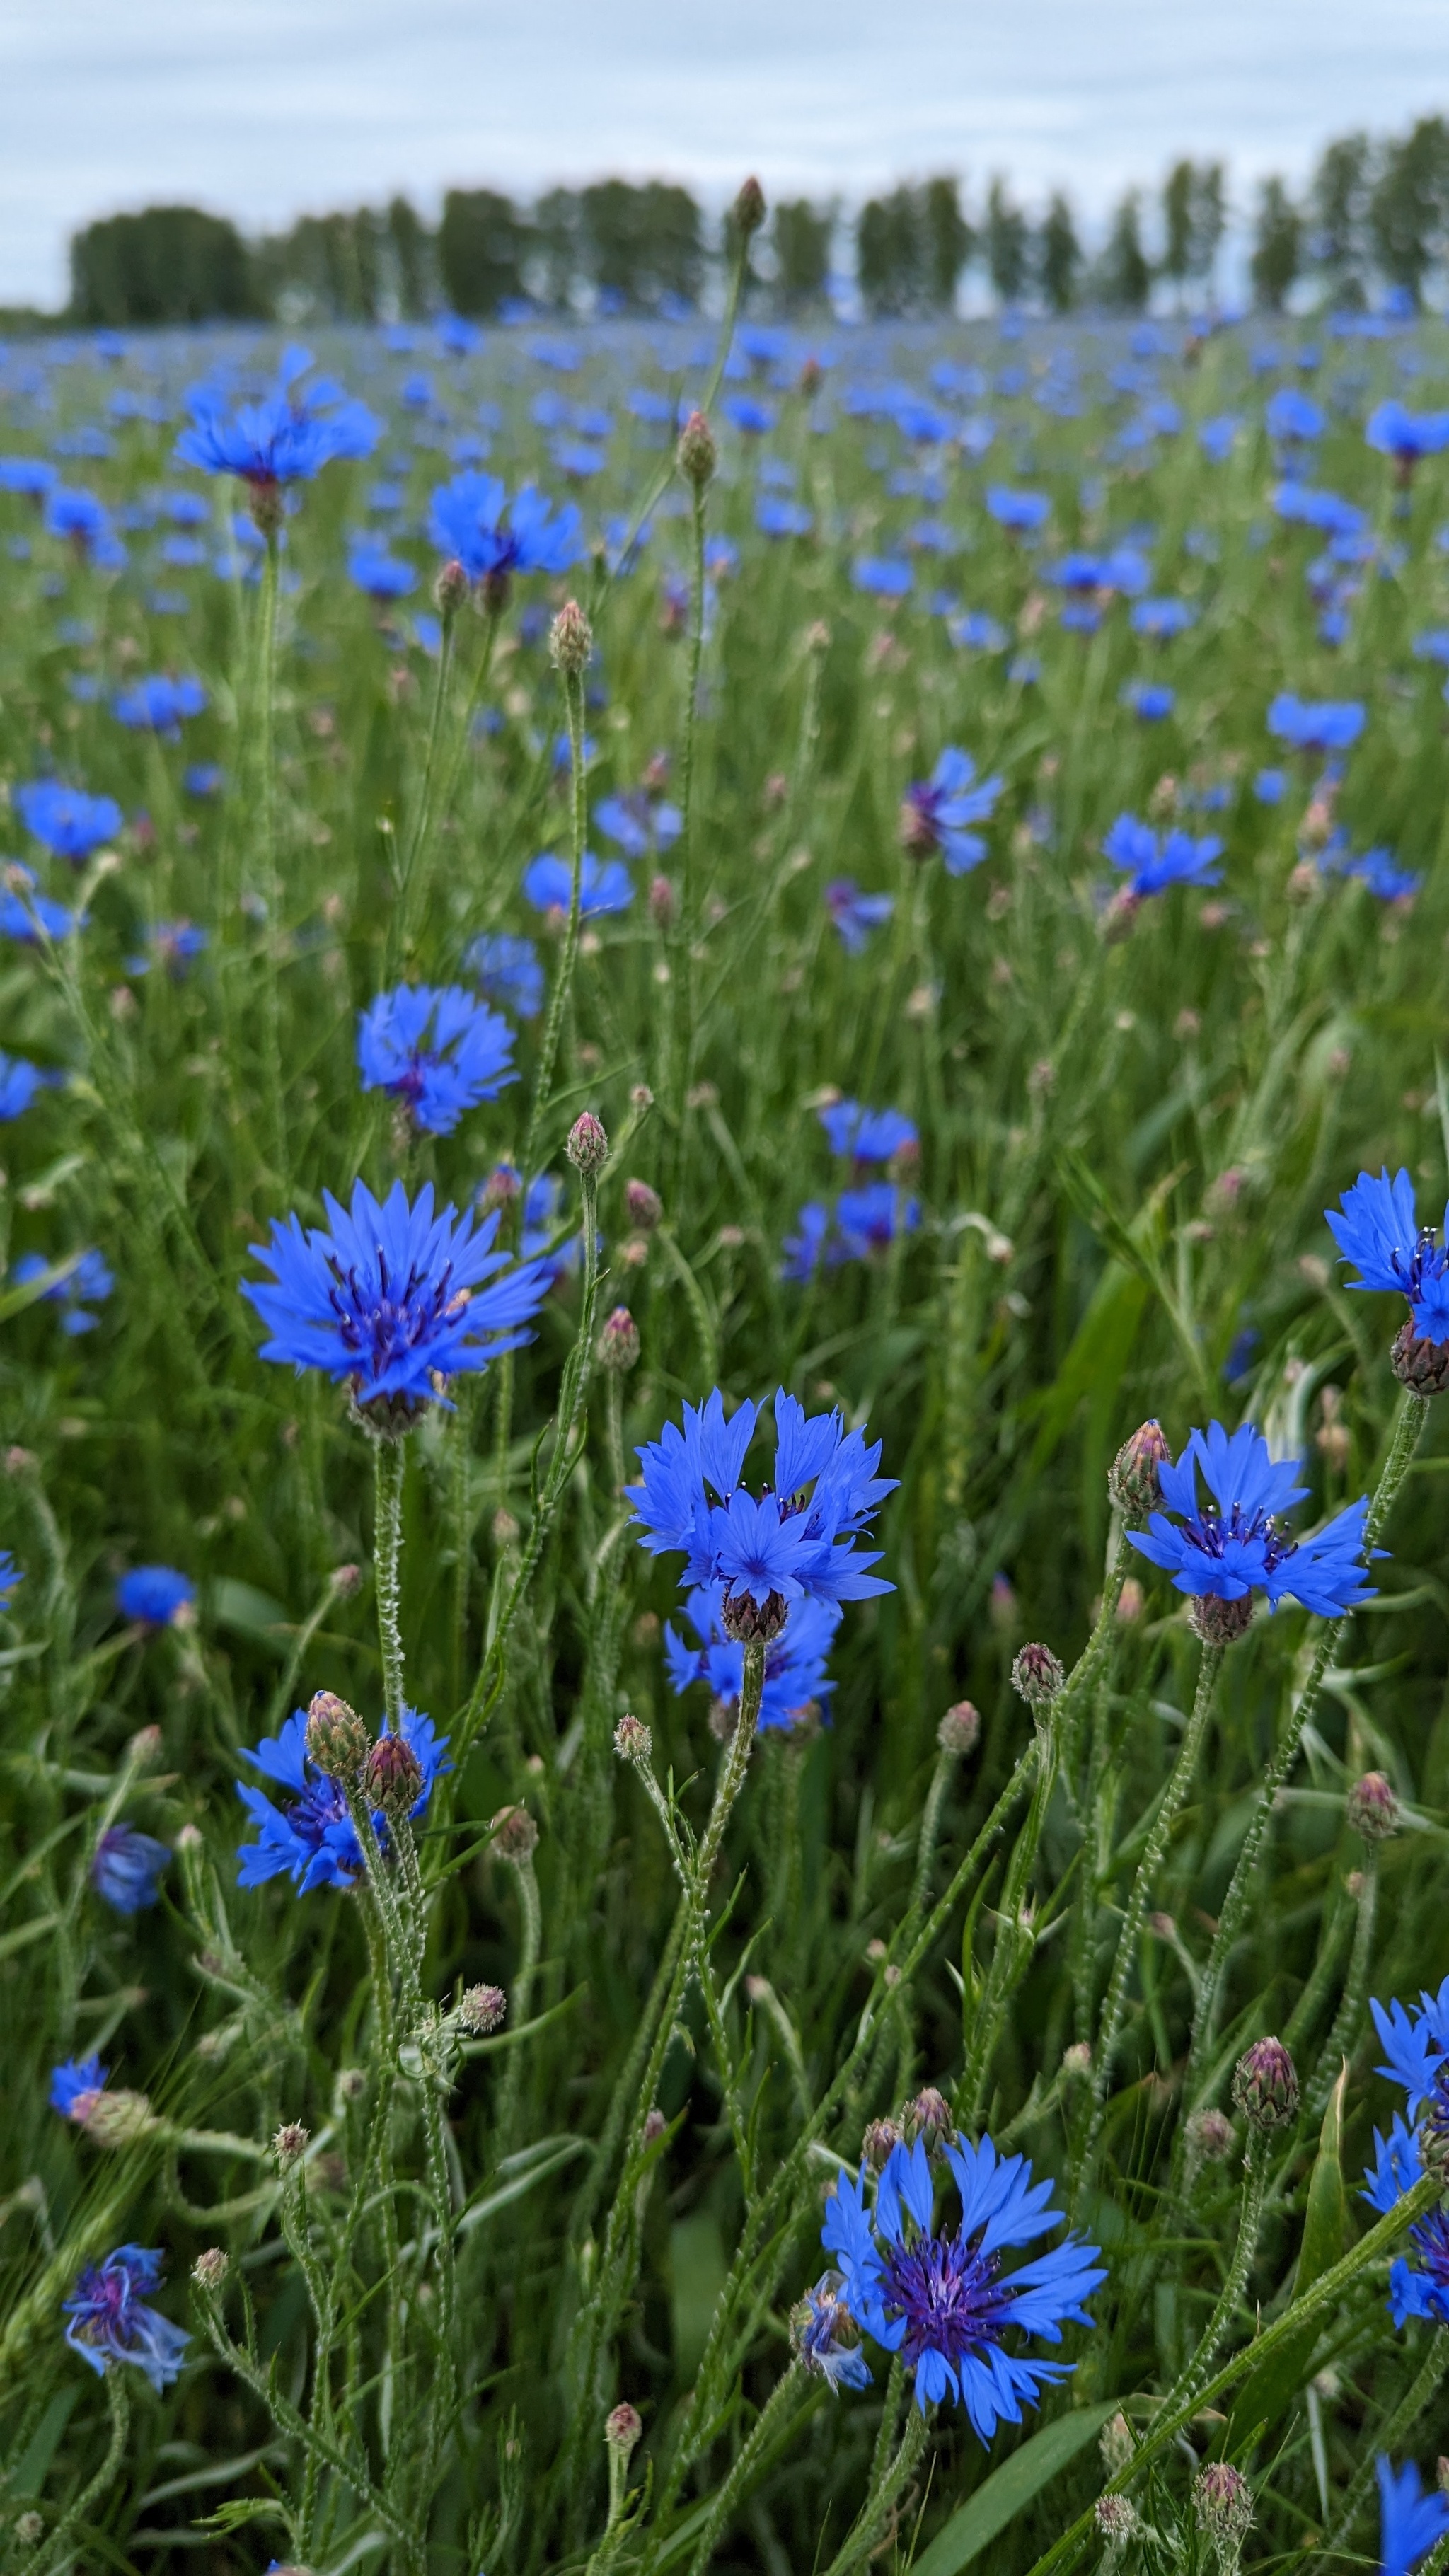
[373,1434,407,1728]
[521,657,587,1188]
[672,474,708,1130]
[1167,2133,1268,2408]
[255,528,286,1185]
[819,2398,928,2576]
[683,2360,809,2576]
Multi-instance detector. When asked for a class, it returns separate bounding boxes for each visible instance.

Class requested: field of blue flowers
[7,179,1449,2576]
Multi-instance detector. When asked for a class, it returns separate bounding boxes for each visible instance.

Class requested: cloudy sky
[3,0,1448,307]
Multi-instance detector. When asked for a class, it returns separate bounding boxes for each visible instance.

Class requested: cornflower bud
[1348,1769,1400,1842]
[336,2067,368,2101]
[614,1713,652,1763]
[1063,2040,1092,2079]
[732,175,766,238]
[1109,1419,1172,1518]
[1012,1642,1065,1711]
[676,409,717,488]
[720,1587,788,1644]
[1391,1319,1449,1398]
[306,1690,370,1783]
[273,2121,309,2166]
[363,1731,422,1818]
[1232,2036,1298,2132]
[1095,2496,1140,2556]
[192,2246,229,2291]
[1190,1592,1256,1646]
[330,1561,362,1597]
[479,1160,521,1215]
[862,2115,903,2171]
[549,599,593,675]
[606,2399,643,2457]
[14,2510,44,2546]
[649,872,676,928]
[937,1699,981,1757]
[458,1983,507,2036]
[1194,2464,1254,2572]
[567,1110,609,1174]
[598,1306,640,1373]
[433,558,469,618]
[642,2106,666,2147]
[900,2086,955,2154]
[1186,2106,1235,2167]
[1098,2411,1133,2476]
[83,2088,157,2149]
[492,1804,539,1863]
[625,1177,662,1231]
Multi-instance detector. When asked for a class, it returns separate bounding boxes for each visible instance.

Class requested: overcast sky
[3,0,1448,308]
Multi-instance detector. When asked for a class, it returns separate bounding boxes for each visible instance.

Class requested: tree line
[63,118,1449,328]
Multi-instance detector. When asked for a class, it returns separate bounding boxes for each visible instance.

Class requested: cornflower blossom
[1266,387,1325,441]
[91,1825,170,1914]
[466,932,545,1019]
[628,1390,895,1624]
[175,346,381,487]
[756,495,813,538]
[50,2053,108,2121]
[781,1203,831,1282]
[1267,694,1365,754]
[1103,814,1223,898]
[825,879,894,954]
[1121,681,1175,721]
[852,556,913,598]
[63,2247,190,2391]
[1131,597,1197,639]
[45,486,127,566]
[594,791,682,860]
[0,1053,42,1120]
[244,1179,551,1419]
[818,1102,919,1164]
[357,986,516,1136]
[794,2272,872,2391]
[1323,846,1421,902]
[15,779,122,862]
[1052,546,1150,601]
[1128,1419,1378,1625]
[0,1552,21,1610]
[985,487,1050,531]
[237,1705,449,1892]
[1367,403,1449,472]
[664,1585,842,1731]
[129,921,209,977]
[112,675,207,735]
[347,541,417,602]
[427,472,583,587]
[1327,1170,1449,1346]
[900,748,1004,874]
[522,851,633,917]
[116,1566,195,1628]
[0,456,56,497]
[822,2135,1104,2427]
[1375,2461,1449,2576]
[836,1183,920,1259]
[13,1247,114,1334]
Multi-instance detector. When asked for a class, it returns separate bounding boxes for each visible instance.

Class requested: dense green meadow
[4,230,1449,2576]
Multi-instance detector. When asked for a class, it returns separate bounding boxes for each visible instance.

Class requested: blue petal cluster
[628,1390,895,1611]
[1327,1169,1449,1347]
[1103,813,1223,898]
[427,472,582,584]
[466,932,545,1020]
[1368,403,1449,466]
[244,1179,551,1413]
[0,1053,43,1121]
[821,2135,1104,2428]
[13,1247,114,1334]
[175,347,381,485]
[348,541,417,601]
[0,1551,21,1610]
[15,779,122,862]
[1377,2459,1449,2576]
[50,2052,109,2119]
[112,674,207,734]
[63,2246,190,2391]
[1362,1977,1449,2327]
[1267,693,1366,753]
[1128,1420,1377,1616]
[795,2271,872,2391]
[522,851,633,917]
[91,1824,170,1914]
[357,985,516,1135]
[901,748,1004,875]
[818,1100,918,1164]
[116,1565,195,1628]
[664,1585,842,1731]
[825,879,894,954]
[237,1705,449,1892]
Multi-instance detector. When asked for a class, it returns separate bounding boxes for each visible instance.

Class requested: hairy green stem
[373,1433,408,1728]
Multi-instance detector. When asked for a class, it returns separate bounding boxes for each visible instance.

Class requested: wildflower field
[8,185,1449,2576]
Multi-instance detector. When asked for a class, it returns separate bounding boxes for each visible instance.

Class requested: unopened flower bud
[83,2087,156,2148]
[273,2121,309,2166]
[127,1724,163,1769]
[567,1109,608,1174]
[1095,2496,1140,2554]
[614,1713,652,1763]
[1194,2463,1254,2569]
[598,1305,640,1372]
[1109,1419,1172,1518]
[1190,1592,1255,1646]
[458,1982,507,2036]
[733,176,766,239]
[337,2066,368,2101]
[900,2086,954,2154]
[1012,1642,1065,1710]
[330,1561,362,1597]
[479,1160,521,1215]
[14,2509,44,2546]
[676,409,717,488]
[937,1700,980,1757]
[1187,2106,1235,2166]
[363,1730,423,1818]
[434,558,469,617]
[1063,2041,1092,2079]
[306,1690,370,1782]
[192,2246,229,2291]
[648,872,676,928]
[549,600,593,676]
[1098,2410,1134,2476]
[1348,1770,1400,1842]
[492,1803,539,1864]
[642,2106,666,2146]
[862,2115,903,2171]
[720,1586,788,1645]
[625,1177,662,1230]
[1232,2036,1298,2132]
[1391,1320,1449,1398]
[606,2399,643,2456]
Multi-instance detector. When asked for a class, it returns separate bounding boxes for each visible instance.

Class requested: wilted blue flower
[1375,2459,1449,2576]
[1128,1419,1377,1617]
[822,2136,1104,2429]
[1122,681,1175,721]
[237,1704,449,1892]
[112,674,207,735]
[176,347,381,486]
[901,748,1003,875]
[1327,1169,1449,1346]
[794,2271,872,2391]
[628,1389,895,1612]
[50,2053,108,2120]
[836,1183,920,1259]
[0,1053,42,1120]
[15,779,122,862]
[466,931,544,1019]
[427,472,582,586]
[664,1584,841,1730]
[116,1566,195,1629]
[348,541,417,601]
[825,879,894,954]
[91,1824,170,1914]
[1103,814,1223,898]
[63,2247,189,2391]
[985,487,1049,532]
[0,1552,21,1610]
[818,1102,918,1163]
[1368,403,1449,469]
[243,1179,550,1415]
[522,850,633,916]
[1268,693,1365,754]
[852,556,913,599]
[357,985,516,1136]
[13,1247,114,1334]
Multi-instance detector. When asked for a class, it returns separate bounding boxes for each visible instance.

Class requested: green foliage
[1368,117,1449,306]
[1096,190,1152,310]
[985,179,1030,307]
[69,206,257,326]
[1037,195,1082,314]
[579,181,705,311]
[1249,177,1303,312]
[439,188,529,317]
[773,200,834,308]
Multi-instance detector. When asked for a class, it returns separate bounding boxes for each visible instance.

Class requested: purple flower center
[1411,2207,1449,2294]
[1397,1228,1449,1308]
[879,2231,1013,2371]
[326,1249,461,1381]
[1177,1503,1296,1578]
[71,2263,142,2347]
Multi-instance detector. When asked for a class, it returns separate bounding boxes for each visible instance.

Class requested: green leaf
[1229,2063,1347,2441]
[196,2497,291,2534]
[911,2403,1121,2576]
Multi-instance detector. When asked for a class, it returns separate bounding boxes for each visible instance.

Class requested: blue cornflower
[1329,847,1421,902]
[1199,417,1239,462]
[237,1704,449,1893]
[836,1183,920,1260]
[1255,769,1287,804]
[664,1584,842,1731]
[0,1552,21,1610]
[0,456,56,496]
[1368,404,1449,472]
[628,1388,895,1616]
[1361,2113,1449,2328]
[13,1247,114,1334]
[91,1825,170,1914]
[50,2053,109,2120]
[852,556,913,599]
[1413,629,1449,667]
[793,2272,872,2391]
[175,347,381,487]
[427,472,582,588]
[1122,681,1175,721]
[112,674,207,737]
[129,920,209,978]
[0,1053,42,1120]
[723,393,776,436]
[1267,693,1365,753]
[594,791,682,860]
[948,611,1009,652]
[243,1179,550,1417]
[466,932,545,1019]
[782,1203,831,1283]
[1377,2460,1449,2576]
[1370,1977,1449,2118]
[1327,1169,1449,1348]
[348,541,417,602]
[1103,814,1223,899]
[822,2135,1104,2429]
[1131,598,1196,640]
[63,2247,189,2392]
[522,851,633,917]
[184,763,223,797]
[15,779,122,862]
[757,495,814,538]
[900,748,1003,874]
[1128,1419,1378,1622]
[45,486,127,566]
[1272,483,1366,538]
[357,985,516,1136]
[116,1565,195,1629]
[825,879,894,954]
[1266,387,1325,441]
[1052,546,1150,599]
[819,1102,918,1164]
[985,487,1049,532]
